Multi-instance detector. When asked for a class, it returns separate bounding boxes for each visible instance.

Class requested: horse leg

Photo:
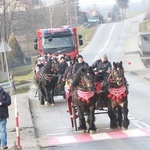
[88,105,96,134]
[108,106,118,129]
[50,89,55,105]
[43,86,51,106]
[122,101,130,129]
[117,106,122,128]
[77,105,87,132]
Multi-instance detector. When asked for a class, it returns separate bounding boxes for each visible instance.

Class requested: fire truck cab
[34,26,83,59]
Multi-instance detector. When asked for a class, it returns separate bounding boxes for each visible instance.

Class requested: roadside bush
[7,35,24,68]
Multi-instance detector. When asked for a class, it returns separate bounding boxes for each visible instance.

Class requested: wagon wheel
[71,101,78,131]
[67,97,73,127]
[38,90,44,105]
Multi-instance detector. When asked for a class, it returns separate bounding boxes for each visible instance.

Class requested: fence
[0,80,16,94]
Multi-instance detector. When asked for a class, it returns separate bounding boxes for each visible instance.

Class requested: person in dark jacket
[45,52,52,62]
[0,86,11,149]
[35,59,44,74]
[91,54,112,82]
[72,55,89,74]
[57,56,68,81]
[59,57,68,75]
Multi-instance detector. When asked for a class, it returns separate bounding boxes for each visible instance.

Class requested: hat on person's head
[100,54,107,59]
[77,55,83,59]
[60,56,65,60]
[58,54,64,60]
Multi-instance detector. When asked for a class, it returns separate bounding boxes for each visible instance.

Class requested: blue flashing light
[44,29,48,34]
[66,28,72,33]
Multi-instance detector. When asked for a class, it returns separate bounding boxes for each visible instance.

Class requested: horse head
[72,67,95,91]
[43,60,53,74]
[50,58,61,74]
[111,61,125,86]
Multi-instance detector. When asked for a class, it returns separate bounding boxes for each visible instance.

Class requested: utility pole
[66,0,69,25]
[74,0,77,26]
[1,0,6,72]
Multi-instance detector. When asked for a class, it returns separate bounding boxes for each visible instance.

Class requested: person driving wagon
[91,54,112,82]
[72,55,89,75]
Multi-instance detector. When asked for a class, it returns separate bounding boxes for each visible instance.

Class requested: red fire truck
[34,26,83,59]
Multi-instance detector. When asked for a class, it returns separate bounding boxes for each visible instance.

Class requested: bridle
[110,67,124,86]
[79,72,95,91]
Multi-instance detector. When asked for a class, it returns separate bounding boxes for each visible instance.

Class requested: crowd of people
[33,52,113,83]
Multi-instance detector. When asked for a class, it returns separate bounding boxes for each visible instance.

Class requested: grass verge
[77,24,100,49]
[12,86,30,95]
[139,20,150,32]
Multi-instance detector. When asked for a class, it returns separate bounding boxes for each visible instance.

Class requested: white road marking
[85,24,106,49]
[140,122,150,128]
[46,132,67,136]
[94,23,117,62]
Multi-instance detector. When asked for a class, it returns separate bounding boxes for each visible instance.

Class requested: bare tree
[0,0,18,71]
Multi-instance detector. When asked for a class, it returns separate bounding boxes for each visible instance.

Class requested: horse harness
[41,73,57,82]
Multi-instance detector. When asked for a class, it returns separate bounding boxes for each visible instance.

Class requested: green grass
[126,10,147,18]
[12,86,30,95]
[14,71,34,82]
[77,25,100,49]
[12,65,33,76]
[139,20,150,32]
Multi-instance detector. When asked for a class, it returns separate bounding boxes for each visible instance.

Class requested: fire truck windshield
[42,35,74,49]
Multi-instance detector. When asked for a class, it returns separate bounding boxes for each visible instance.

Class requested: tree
[0,0,18,71]
[116,0,129,19]
[78,11,88,24]
[7,35,24,68]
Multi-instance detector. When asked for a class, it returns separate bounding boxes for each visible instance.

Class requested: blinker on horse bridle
[108,67,124,84]
[79,73,94,91]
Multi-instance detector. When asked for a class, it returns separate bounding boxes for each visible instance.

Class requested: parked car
[88,17,100,23]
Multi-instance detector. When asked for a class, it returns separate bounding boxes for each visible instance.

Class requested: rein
[43,73,57,82]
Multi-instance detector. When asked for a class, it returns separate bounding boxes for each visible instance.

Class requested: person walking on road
[0,86,11,149]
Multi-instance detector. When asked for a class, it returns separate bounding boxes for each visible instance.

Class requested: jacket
[91,59,112,72]
[59,61,68,75]
[72,61,89,74]
[0,86,11,119]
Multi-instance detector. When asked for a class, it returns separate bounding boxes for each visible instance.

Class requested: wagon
[54,79,66,99]
[65,80,108,131]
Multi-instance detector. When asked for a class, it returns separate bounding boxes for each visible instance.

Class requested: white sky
[79,0,144,7]
[42,0,144,8]
[79,0,116,6]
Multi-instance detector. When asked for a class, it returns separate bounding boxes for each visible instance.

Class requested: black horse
[71,67,97,133]
[37,60,59,106]
[102,61,129,129]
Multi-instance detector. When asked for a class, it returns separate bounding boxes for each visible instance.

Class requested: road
[29,14,150,150]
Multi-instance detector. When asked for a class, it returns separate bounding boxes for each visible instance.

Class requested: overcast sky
[41,0,144,8]
[79,0,116,6]
[79,0,144,8]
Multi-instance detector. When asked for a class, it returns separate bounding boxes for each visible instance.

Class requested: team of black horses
[34,58,129,133]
